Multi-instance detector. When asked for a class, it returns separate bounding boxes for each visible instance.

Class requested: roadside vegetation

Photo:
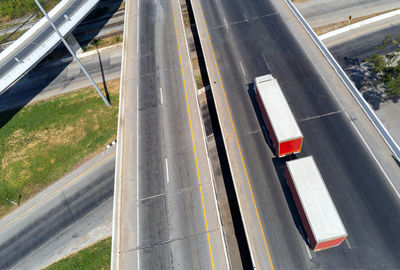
[365,34,400,100]
[44,237,111,270]
[0,29,28,44]
[0,79,119,217]
[0,0,60,23]
[82,35,122,52]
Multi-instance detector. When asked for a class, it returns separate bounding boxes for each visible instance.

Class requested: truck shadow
[247,83,309,246]
[247,82,275,154]
[272,155,309,246]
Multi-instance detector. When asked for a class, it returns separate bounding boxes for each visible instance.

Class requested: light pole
[34,0,111,107]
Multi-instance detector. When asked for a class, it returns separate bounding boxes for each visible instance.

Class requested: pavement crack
[138,181,212,203]
[299,110,342,122]
[123,228,221,253]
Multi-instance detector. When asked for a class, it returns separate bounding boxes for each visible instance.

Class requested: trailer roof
[286,156,347,242]
[255,75,302,142]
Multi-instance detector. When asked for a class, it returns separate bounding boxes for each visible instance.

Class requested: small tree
[366,53,386,74]
[387,74,400,100]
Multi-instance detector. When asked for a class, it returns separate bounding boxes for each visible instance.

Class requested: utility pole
[34,0,110,106]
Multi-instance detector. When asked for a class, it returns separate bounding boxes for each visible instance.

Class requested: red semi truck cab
[286,156,348,251]
[254,74,303,157]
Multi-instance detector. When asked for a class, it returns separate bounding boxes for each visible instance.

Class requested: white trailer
[254,74,303,157]
[285,156,347,251]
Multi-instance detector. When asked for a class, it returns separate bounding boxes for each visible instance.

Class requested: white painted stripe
[223,18,228,28]
[304,242,312,259]
[136,4,140,55]
[165,158,169,183]
[243,12,248,22]
[261,53,271,72]
[345,238,352,249]
[160,87,164,104]
[136,83,140,269]
[239,61,246,78]
[349,120,400,200]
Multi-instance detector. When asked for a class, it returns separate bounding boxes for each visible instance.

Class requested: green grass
[0,0,60,23]
[44,237,111,270]
[0,80,120,217]
[0,29,28,44]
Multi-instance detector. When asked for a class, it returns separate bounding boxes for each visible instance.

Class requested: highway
[0,149,115,269]
[190,0,400,269]
[112,0,228,269]
[0,0,99,94]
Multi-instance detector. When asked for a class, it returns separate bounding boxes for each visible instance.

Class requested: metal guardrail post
[34,0,110,107]
[283,0,400,162]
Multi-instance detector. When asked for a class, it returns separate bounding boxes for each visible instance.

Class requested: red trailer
[254,74,303,157]
[285,156,347,251]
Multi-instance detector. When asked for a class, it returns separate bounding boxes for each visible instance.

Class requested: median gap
[180,0,252,268]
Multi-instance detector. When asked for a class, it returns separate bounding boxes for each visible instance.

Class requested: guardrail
[284,0,400,162]
[0,0,100,95]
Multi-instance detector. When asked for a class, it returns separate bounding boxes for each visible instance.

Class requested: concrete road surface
[112,0,228,269]
[295,0,400,28]
[190,0,400,268]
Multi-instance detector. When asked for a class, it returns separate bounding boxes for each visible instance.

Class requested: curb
[319,9,400,40]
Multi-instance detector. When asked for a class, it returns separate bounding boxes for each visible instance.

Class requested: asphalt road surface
[0,150,115,269]
[196,0,400,268]
[113,0,228,268]
[327,20,400,67]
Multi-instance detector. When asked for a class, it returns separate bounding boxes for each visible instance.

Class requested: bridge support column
[65,33,83,55]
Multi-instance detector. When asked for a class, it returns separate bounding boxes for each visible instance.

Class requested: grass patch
[0,79,120,217]
[44,237,111,270]
[0,29,28,44]
[82,35,123,52]
[0,0,60,24]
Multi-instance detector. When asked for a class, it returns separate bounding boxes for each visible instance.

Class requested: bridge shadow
[0,0,123,129]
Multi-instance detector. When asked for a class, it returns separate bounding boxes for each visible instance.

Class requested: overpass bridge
[0,0,99,95]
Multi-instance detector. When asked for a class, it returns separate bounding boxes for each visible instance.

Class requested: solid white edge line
[349,120,400,199]
[175,0,231,268]
[136,83,141,269]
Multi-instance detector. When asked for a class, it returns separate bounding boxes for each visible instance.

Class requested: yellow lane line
[0,152,115,233]
[170,1,215,269]
[326,18,400,46]
[194,0,275,268]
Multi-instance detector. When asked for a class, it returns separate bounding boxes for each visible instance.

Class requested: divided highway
[190,0,400,269]
[111,0,228,269]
